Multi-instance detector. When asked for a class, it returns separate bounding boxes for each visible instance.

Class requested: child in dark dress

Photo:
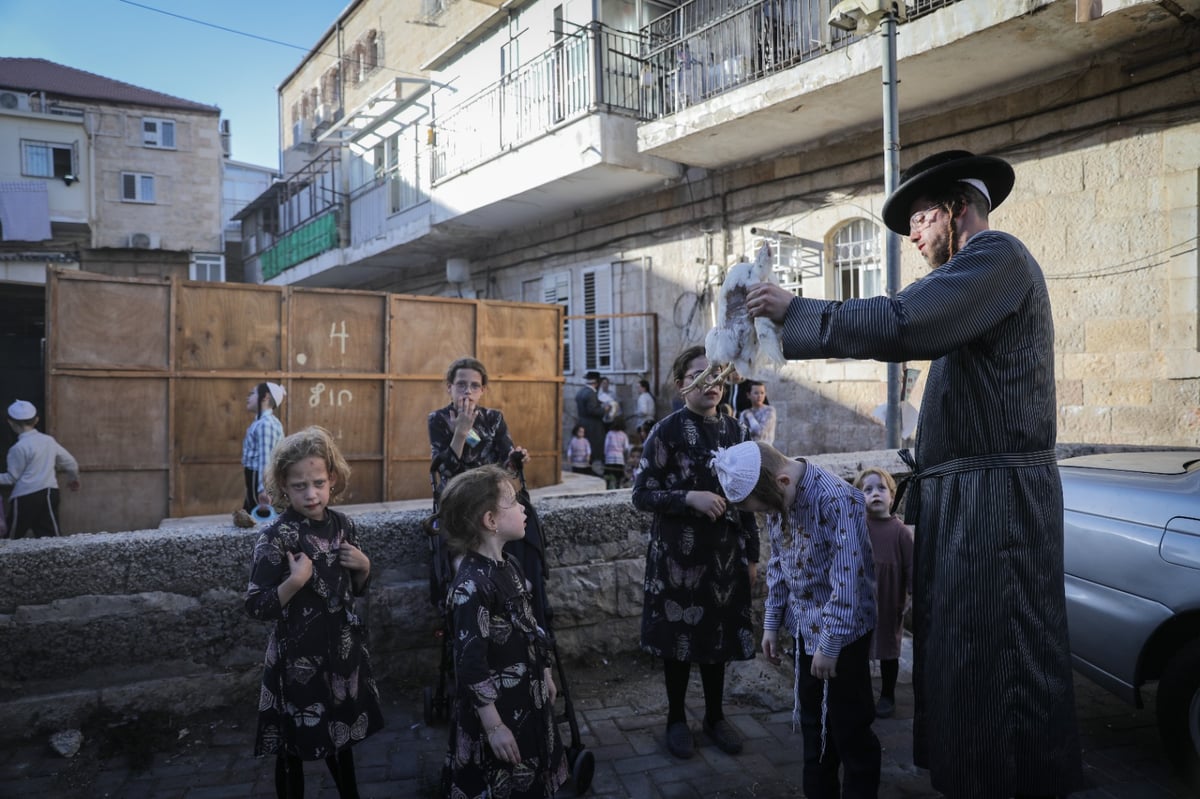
[632,345,759,760]
[244,426,384,799]
[433,464,567,798]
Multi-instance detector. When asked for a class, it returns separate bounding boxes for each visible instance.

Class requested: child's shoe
[875,696,895,718]
[666,721,694,759]
[703,717,743,754]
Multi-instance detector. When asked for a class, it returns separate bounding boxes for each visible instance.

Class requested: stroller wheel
[423,686,434,727]
[570,747,595,795]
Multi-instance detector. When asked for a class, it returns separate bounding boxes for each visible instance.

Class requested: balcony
[636,0,1180,169]
[260,211,339,280]
[432,23,646,182]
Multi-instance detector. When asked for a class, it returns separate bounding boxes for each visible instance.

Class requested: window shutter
[582,264,612,370]
[542,271,572,373]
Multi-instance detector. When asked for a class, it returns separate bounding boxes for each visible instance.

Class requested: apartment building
[244,0,1200,452]
[0,57,225,410]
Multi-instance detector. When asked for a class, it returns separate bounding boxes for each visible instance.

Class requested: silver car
[1060,450,1200,790]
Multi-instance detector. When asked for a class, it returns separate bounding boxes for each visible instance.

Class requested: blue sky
[0,0,345,168]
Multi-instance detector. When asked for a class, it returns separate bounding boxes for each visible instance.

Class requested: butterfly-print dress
[632,407,760,663]
[443,551,567,799]
[245,508,385,760]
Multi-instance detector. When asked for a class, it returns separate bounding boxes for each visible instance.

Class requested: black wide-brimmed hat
[881,150,1015,235]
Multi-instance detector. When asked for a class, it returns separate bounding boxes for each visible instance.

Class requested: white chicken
[682,242,785,393]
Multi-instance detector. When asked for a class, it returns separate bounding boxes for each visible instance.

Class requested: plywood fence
[46,269,563,534]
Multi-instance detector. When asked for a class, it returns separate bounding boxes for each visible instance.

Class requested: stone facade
[394,46,1200,455]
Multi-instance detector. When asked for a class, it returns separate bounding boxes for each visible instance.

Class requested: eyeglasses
[908,205,943,232]
[452,381,484,393]
[496,499,521,510]
[682,370,721,387]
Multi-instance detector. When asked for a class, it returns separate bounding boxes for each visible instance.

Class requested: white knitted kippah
[710,441,761,503]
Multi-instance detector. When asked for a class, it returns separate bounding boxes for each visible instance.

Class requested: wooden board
[390,296,476,376]
[176,284,282,371]
[289,290,386,373]
[46,270,564,531]
[479,302,562,379]
[50,275,170,370]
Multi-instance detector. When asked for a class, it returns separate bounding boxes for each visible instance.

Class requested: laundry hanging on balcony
[0,181,52,242]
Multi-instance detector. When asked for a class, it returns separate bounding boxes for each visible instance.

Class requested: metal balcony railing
[432,23,645,182]
[640,0,967,119]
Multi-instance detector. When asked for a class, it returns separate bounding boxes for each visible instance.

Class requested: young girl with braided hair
[430,464,567,798]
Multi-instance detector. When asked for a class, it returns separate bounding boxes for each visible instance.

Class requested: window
[190,253,225,282]
[121,172,156,203]
[832,218,883,300]
[582,265,613,371]
[542,271,572,373]
[752,231,822,295]
[21,139,75,179]
[142,118,176,149]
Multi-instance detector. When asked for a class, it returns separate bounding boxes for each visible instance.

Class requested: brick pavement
[0,654,1191,799]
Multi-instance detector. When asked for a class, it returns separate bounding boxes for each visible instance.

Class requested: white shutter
[542,271,572,373]
[582,264,612,370]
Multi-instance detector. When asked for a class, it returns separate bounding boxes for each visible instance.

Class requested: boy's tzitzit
[710,442,761,503]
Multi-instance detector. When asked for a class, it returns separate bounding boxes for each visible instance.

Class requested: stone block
[1082,380,1151,407]
[1057,380,1084,406]
[1065,352,1108,383]
[1163,126,1200,172]
[1058,406,1112,442]
[1110,406,1179,446]
[1083,318,1149,353]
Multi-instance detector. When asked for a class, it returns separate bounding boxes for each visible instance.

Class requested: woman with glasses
[428,357,544,623]
[632,345,760,761]
[428,357,528,495]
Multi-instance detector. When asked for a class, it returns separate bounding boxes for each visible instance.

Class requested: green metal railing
[260,211,339,280]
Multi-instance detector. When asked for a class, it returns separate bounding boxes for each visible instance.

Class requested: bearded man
[746,150,1082,799]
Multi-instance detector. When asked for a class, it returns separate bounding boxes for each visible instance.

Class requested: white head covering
[7,399,37,421]
[710,441,762,503]
[266,382,287,407]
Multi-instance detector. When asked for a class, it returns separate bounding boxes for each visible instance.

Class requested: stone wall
[0,489,650,742]
[0,445,1143,742]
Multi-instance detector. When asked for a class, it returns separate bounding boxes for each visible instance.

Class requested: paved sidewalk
[0,650,1191,799]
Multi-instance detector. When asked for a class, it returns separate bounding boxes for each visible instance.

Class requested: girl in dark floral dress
[433,464,567,798]
[245,426,384,798]
[632,345,760,760]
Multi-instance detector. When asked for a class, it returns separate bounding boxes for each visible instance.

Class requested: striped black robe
[779,229,1081,798]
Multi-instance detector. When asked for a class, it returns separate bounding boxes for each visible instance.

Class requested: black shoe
[875,696,895,718]
[703,717,743,754]
[666,721,694,759]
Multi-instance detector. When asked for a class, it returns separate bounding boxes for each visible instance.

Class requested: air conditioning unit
[127,232,161,249]
[292,119,311,147]
[0,91,31,112]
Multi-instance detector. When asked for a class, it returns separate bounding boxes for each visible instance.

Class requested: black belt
[891,447,1057,518]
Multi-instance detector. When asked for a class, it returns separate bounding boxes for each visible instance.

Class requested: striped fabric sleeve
[782,231,1036,363]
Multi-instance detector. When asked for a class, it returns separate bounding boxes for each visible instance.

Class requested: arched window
[832,218,883,300]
